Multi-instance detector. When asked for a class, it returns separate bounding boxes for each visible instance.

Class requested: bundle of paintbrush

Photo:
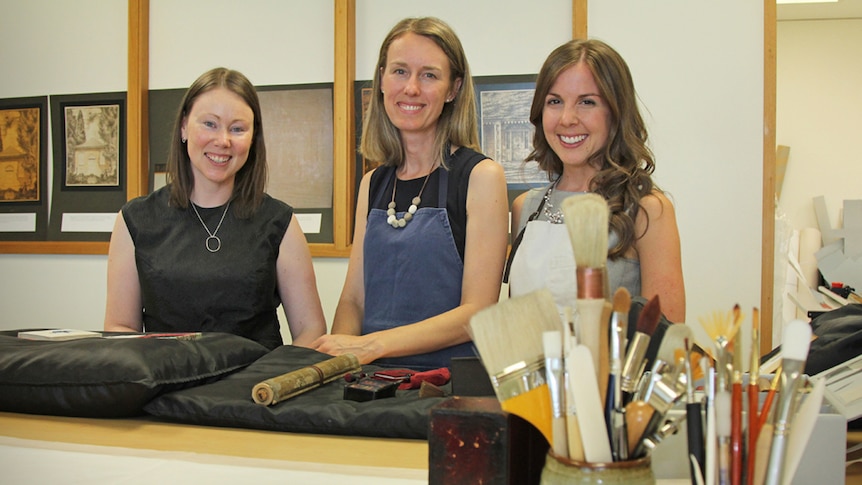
[689,307,821,485]
[468,284,685,464]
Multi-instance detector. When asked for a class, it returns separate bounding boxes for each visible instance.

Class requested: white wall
[0,1,768,353]
[776,19,861,233]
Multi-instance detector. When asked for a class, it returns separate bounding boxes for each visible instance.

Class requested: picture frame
[56,94,126,191]
[0,96,49,242]
[47,92,128,243]
[473,74,548,199]
[148,83,336,245]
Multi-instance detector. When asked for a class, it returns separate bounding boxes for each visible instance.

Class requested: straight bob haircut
[167,67,267,219]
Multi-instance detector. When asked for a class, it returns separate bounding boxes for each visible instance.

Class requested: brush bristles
[561,193,609,269]
[469,288,563,376]
[636,294,662,336]
[613,287,631,314]
[781,319,812,361]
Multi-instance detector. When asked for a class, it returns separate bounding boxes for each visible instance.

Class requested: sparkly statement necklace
[191,201,231,252]
[542,178,565,224]
[387,168,433,228]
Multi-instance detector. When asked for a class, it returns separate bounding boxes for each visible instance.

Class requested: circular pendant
[205,235,222,252]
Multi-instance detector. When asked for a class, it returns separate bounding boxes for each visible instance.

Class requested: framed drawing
[0,96,49,242]
[58,95,125,191]
[47,92,128,242]
[474,75,546,192]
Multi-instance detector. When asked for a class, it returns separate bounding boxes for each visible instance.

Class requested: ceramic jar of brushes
[540,452,655,485]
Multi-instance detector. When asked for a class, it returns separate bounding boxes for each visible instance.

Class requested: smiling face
[380,32,461,141]
[180,87,254,197]
[542,62,611,174]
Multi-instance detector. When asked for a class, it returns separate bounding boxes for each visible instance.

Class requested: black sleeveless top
[122,186,294,350]
[367,146,487,262]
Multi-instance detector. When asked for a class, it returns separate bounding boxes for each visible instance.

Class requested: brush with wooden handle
[746,308,761,485]
[469,288,563,447]
[763,319,813,485]
[560,193,610,393]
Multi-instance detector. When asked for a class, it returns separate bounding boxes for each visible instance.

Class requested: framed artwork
[148,83,336,244]
[58,95,125,190]
[0,96,50,242]
[0,98,46,203]
[474,74,546,191]
[47,92,128,242]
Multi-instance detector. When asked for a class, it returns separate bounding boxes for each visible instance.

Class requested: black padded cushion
[0,331,269,418]
[144,345,446,439]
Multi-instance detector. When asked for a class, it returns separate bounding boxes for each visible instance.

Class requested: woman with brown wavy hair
[508,39,685,322]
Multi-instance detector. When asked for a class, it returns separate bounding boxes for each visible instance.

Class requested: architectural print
[63,104,120,187]
[0,107,40,202]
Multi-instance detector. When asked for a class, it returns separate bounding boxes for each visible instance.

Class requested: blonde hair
[360,17,480,168]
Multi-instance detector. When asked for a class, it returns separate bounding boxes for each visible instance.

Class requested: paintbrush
[560,193,610,390]
[763,319,813,485]
[730,305,744,485]
[699,307,742,485]
[746,307,761,485]
[686,338,706,485]
[563,306,586,461]
[621,294,662,404]
[468,288,563,447]
[705,362,717,485]
[751,369,783,485]
[543,330,568,459]
[606,287,631,461]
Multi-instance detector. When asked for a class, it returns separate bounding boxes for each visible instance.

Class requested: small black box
[343,377,399,402]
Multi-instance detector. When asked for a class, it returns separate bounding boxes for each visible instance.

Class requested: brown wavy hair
[167,67,267,219]
[360,17,480,168]
[528,39,656,259]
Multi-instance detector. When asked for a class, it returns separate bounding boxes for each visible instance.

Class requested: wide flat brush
[469,288,563,446]
[560,193,610,388]
[763,319,813,485]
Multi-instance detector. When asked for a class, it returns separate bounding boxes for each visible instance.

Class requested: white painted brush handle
[575,297,605,385]
[570,344,613,463]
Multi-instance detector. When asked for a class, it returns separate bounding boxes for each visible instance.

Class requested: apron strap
[503,187,551,283]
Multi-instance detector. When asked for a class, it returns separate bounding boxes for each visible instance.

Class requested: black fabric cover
[0,331,269,418]
[143,345,446,439]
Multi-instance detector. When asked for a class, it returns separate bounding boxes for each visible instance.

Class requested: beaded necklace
[386,168,434,228]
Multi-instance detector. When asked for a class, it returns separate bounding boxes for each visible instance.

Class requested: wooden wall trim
[761,0,777,353]
[332,0,356,255]
[573,0,588,38]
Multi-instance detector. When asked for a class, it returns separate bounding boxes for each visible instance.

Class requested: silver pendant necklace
[386,168,434,229]
[191,201,231,252]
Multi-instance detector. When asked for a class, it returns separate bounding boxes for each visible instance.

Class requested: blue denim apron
[362,167,475,371]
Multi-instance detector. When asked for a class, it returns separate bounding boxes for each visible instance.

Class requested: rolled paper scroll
[252,353,361,406]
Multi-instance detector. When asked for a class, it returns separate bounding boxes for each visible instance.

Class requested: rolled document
[252,354,360,406]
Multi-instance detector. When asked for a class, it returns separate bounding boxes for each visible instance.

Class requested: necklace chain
[542,178,565,224]
[191,201,231,252]
[387,168,434,229]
